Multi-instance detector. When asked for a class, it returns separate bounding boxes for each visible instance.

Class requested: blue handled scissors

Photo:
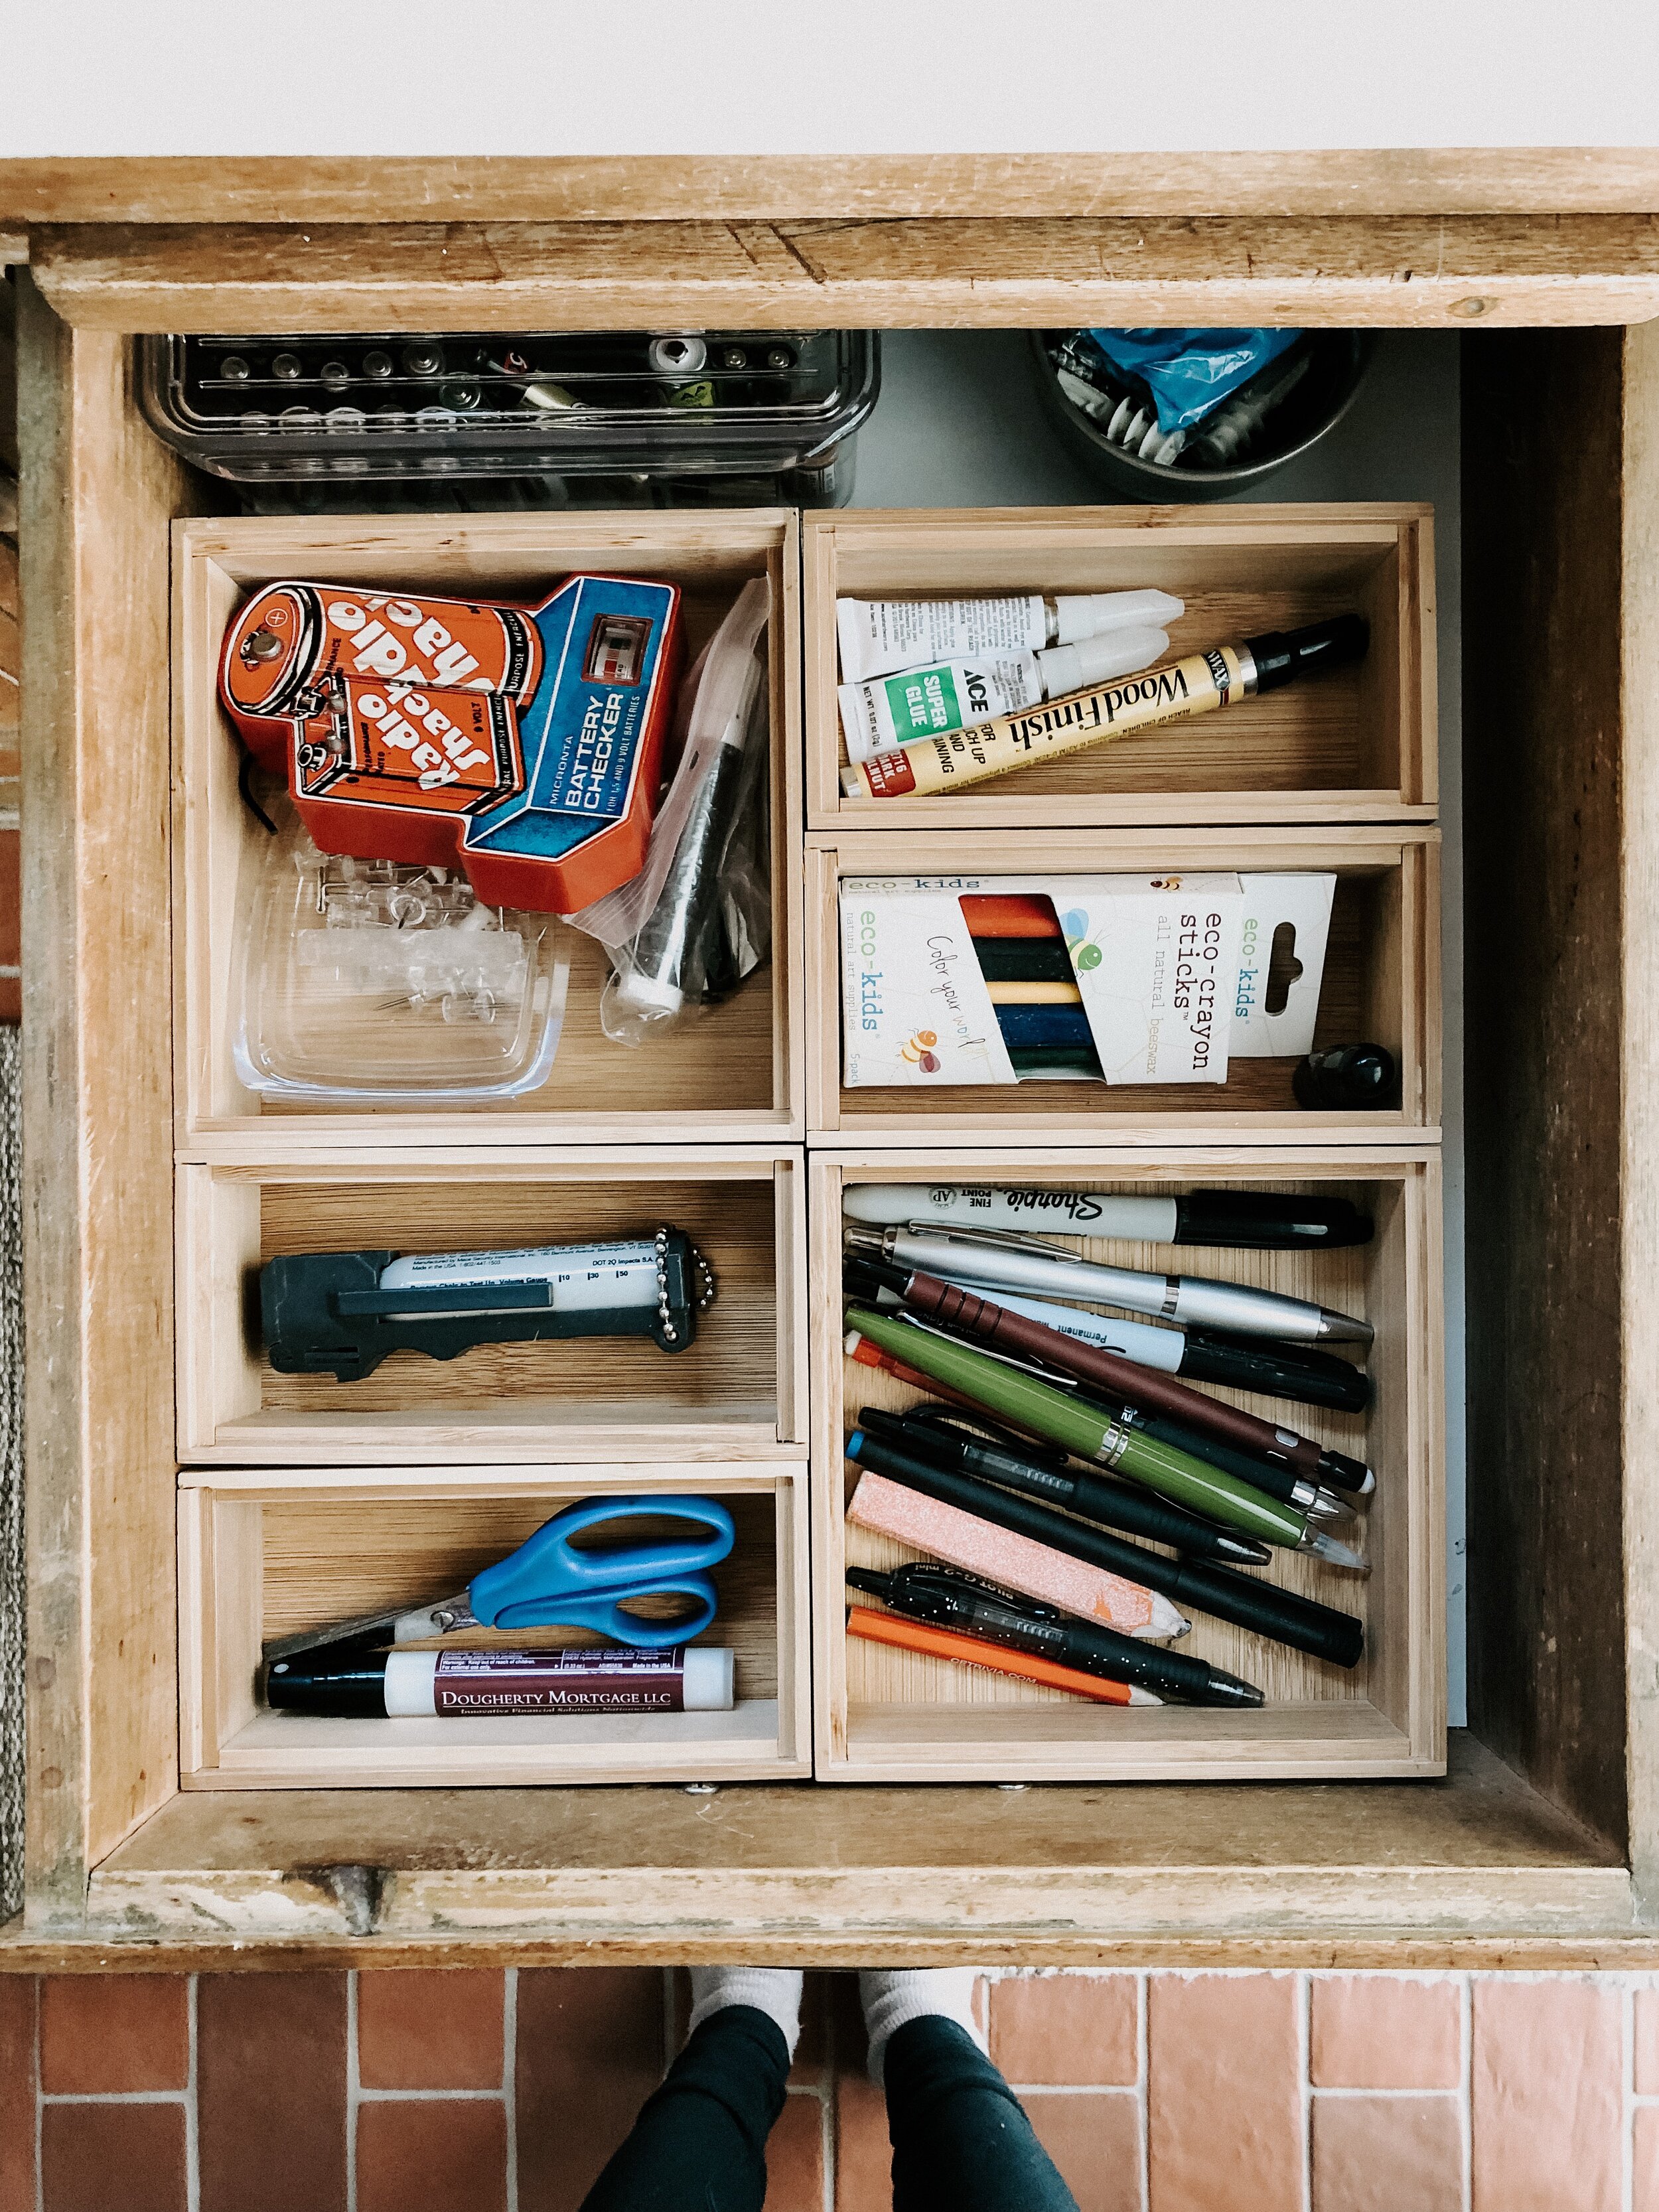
[464,1495,735,1645]
[261,1494,737,1662]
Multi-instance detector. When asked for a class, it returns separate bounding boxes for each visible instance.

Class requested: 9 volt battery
[222,581,543,771]
[291,679,526,865]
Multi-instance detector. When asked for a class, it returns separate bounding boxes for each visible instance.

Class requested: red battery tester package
[220,575,683,913]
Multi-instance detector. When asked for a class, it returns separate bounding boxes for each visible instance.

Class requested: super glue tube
[838,626,1170,762]
[840,617,1368,800]
[835,591,1183,684]
[265,1644,735,1717]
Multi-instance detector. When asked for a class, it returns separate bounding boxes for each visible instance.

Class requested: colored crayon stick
[958,894,1060,938]
[993,1001,1096,1050]
[986,980,1083,1005]
[1007,1045,1104,1076]
[970,938,1076,984]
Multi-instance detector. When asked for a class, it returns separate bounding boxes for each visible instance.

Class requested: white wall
[3,1,1658,158]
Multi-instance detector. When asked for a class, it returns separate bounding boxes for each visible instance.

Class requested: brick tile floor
[3,1966,1657,2209]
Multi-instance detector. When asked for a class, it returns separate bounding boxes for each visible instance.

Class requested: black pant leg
[884,2016,1081,2212]
[579,2004,791,2212]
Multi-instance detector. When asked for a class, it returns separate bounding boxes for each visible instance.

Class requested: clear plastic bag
[566,577,772,1046]
[1086,329,1303,435]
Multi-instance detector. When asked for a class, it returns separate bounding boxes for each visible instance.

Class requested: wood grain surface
[16,278,194,1925]
[807,827,1438,1143]
[1619,323,1659,1920]
[810,1151,1443,1783]
[5,151,1659,227]
[25,216,1659,334]
[171,512,804,1148]
[1462,328,1629,1858]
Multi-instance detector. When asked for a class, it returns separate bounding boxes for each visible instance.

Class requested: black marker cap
[1173,1190,1373,1251]
[265,1650,389,1717]
[1246,615,1369,694]
[843,1254,912,1304]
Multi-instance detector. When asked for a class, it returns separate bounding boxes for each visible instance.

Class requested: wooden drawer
[175,512,804,1151]
[806,826,1439,1145]
[175,1148,808,1465]
[9,271,1654,1964]
[810,1147,1444,1783]
[178,1464,812,1788]
[804,506,1435,833]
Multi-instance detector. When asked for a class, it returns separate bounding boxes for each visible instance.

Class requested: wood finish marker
[840,617,1368,800]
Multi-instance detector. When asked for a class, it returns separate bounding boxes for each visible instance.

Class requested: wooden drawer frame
[7,157,1659,1969]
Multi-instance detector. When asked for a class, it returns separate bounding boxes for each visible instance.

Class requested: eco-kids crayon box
[839,873,1331,1088]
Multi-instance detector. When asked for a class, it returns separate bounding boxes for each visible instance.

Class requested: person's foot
[859,1968,985,2085]
[687,1966,804,2058]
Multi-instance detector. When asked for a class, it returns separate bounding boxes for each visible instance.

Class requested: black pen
[845,1560,1264,1708]
[1106,1400,1359,1517]
[871,1402,1273,1568]
[1178,1328,1372,1416]
[849,1414,1364,1670]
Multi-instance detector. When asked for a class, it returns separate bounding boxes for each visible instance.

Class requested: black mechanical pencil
[844,1560,1263,1708]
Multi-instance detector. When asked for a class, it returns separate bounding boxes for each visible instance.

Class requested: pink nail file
[846,1469,1185,1640]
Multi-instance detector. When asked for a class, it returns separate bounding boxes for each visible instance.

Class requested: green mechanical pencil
[845,1306,1365,1571]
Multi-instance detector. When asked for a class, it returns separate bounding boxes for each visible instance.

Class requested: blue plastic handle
[467,1495,736,1648]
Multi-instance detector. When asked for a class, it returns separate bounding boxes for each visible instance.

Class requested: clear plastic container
[234,810,570,1103]
[138,331,879,506]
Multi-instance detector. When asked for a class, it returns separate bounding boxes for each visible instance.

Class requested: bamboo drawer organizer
[811,1150,1443,1784]
[162,499,1444,1793]
[179,1466,812,1789]
[173,513,805,1151]
[806,824,1438,1145]
[13,203,1656,1958]
[175,1150,808,1466]
[803,507,1437,834]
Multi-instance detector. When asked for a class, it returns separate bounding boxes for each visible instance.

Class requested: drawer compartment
[175,1149,807,1464]
[804,506,1435,832]
[178,1465,812,1787]
[811,1149,1445,1782]
[173,512,804,1148]
[806,827,1439,1143]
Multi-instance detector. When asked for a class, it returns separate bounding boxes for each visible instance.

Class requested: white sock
[859,1969,985,2087]
[687,1966,804,2059]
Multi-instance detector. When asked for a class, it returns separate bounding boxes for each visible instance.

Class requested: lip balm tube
[841,617,1369,801]
[838,625,1170,762]
[835,591,1185,684]
[265,1644,735,1717]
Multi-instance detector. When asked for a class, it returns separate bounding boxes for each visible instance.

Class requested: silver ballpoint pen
[845,1224,1372,1348]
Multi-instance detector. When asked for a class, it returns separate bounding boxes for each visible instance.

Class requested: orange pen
[845,1605,1160,1705]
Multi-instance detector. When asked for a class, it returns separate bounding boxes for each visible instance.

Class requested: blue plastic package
[1087,329,1303,435]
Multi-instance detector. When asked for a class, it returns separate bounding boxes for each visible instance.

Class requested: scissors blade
[261,1590,472,1665]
